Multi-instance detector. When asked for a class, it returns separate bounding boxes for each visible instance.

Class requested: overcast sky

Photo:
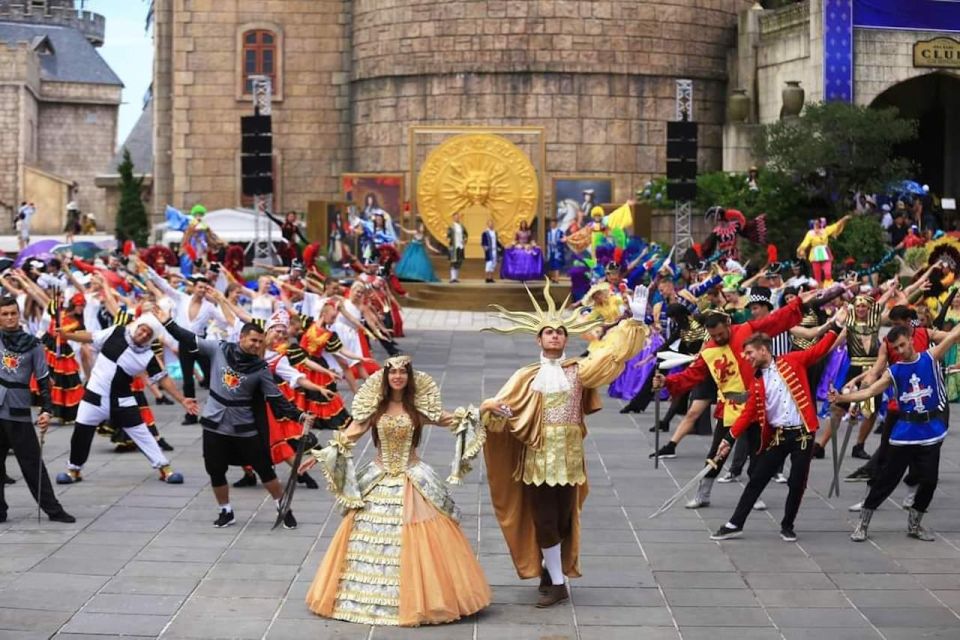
[88,0,153,146]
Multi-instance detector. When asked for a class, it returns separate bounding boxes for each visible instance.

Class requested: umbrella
[13,239,61,268]
[890,180,925,196]
[52,241,106,261]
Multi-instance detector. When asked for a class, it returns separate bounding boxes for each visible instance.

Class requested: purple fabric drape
[609,332,664,400]
[501,247,544,281]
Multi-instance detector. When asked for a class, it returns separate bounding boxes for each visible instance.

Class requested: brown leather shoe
[538,568,551,594]
[536,584,569,608]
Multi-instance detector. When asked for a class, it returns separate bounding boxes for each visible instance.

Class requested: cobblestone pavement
[2,328,960,639]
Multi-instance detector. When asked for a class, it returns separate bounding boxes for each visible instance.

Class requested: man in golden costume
[480,282,649,607]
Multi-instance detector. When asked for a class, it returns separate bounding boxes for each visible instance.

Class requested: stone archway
[870,72,960,198]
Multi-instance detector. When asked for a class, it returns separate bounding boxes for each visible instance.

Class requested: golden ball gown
[305,371,489,626]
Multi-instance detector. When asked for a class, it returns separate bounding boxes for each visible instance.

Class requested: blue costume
[889,351,947,446]
[854,349,948,540]
[546,227,565,271]
[395,233,439,282]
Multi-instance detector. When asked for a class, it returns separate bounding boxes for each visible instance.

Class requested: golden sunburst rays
[484,279,604,336]
[441,155,512,212]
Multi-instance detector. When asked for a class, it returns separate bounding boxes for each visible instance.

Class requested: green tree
[114,148,148,247]
[753,101,917,214]
[828,215,888,269]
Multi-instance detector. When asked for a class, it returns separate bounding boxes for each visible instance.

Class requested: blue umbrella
[891,180,925,196]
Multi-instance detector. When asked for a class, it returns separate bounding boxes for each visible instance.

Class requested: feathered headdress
[484,280,603,336]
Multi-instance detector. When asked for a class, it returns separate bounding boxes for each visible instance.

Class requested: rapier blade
[649,458,719,518]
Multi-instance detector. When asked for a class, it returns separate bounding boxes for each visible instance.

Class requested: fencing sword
[273,414,317,530]
[649,453,726,519]
[651,351,696,469]
[829,409,857,498]
[36,427,45,525]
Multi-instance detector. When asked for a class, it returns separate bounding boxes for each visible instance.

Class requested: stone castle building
[0,0,120,234]
[147,0,754,233]
[143,0,960,239]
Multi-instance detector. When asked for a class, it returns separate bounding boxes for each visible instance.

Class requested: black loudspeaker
[241,115,271,135]
[241,135,272,156]
[667,159,697,181]
[666,121,698,141]
[241,154,273,176]
[667,139,697,160]
[242,175,273,196]
[667,182,697,201]
[665,120,698,201]
[241,114,273,196]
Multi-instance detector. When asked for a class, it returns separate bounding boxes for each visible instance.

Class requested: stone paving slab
[0,328,959,638]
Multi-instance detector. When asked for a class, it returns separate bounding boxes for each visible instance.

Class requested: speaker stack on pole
[667,79,697,252]
[241,76,275,261]
[241,114,273,198]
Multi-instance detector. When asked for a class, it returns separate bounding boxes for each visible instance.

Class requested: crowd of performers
[2,200,960,627]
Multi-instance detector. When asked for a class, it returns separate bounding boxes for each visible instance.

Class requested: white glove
[629,284,649,320]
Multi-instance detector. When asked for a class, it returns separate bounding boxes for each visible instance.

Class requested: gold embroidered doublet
[522,367,587,486]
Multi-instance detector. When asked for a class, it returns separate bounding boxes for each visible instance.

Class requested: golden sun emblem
[417,134,539,257]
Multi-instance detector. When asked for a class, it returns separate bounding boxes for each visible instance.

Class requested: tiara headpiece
[384,355,411,369]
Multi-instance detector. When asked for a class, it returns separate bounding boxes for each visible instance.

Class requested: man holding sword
[0,297,74,523]
[652,286,838,510]
[709,307,845,542]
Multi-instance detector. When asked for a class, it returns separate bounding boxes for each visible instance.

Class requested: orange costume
[265,343,308,464]
[298,319,349,430]
[34,300,83,422]
[305,361,489,626]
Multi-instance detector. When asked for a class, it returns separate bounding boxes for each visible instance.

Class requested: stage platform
[402,278,572,311]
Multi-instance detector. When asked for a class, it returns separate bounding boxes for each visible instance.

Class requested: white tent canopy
[156,207,283,245]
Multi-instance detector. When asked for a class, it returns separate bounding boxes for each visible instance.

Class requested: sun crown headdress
[484,279,603,336]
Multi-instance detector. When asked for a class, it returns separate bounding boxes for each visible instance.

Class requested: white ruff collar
[532,352,570,394]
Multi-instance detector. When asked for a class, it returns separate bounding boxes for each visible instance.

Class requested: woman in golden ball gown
[300,355,489,626]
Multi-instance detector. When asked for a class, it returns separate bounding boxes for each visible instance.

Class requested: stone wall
[854,28,960,106]
[153,0,752,225]
[350,73,728,207]
[350,0,752,213]
[36,101,116,231]
[0,84,22,225]
[351,1,749,79]
[154,0,351,220]
[0,43,39,229]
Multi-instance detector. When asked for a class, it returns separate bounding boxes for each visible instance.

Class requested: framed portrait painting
[342,173,405,219]
[552,176,614,233]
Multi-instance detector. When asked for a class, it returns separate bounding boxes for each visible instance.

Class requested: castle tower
[0,0,119,233]
[0,1,106,47]
[151,0,351,221]
[350,1,752,209]
[150,1,751,227]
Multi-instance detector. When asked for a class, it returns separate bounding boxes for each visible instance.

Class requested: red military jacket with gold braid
[730,329,839,453]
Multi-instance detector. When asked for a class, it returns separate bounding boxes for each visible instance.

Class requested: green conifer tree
[115,148,148,247]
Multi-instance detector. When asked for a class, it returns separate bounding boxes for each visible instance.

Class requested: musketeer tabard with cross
[831,321,960,543]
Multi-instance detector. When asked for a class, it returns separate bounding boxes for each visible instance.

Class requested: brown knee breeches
[526,483,575,548]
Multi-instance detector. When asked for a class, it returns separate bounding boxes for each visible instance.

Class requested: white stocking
[542,543,564,586]
[124,424,169,468]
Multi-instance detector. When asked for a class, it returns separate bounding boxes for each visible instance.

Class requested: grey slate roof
[0,21,122,86]
[109,97,153,174]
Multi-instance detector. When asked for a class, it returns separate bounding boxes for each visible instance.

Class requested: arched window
[242,29,277,95]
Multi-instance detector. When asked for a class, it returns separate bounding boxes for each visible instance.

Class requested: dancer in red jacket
[711,307,846,542]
